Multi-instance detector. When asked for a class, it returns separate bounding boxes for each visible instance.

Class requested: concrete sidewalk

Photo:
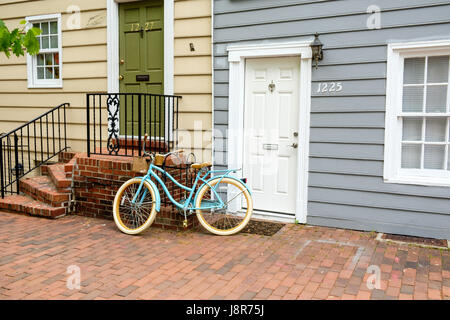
[0,211,448,300]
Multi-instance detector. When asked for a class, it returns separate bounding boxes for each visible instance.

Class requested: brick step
[0,194,66,218]
[58,151,77,164]
[46,163,72,188]
[19,176,70,207]
[63,157,77,178]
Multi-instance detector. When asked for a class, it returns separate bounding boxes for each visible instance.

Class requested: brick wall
[71,153,201,231]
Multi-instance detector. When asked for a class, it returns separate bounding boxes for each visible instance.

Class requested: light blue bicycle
[112,142,253,236]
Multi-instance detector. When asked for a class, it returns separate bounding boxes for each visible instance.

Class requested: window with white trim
[26,14,62,88]
[385,40,450,186]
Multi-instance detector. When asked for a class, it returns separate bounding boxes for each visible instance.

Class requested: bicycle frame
[131,162,249,212]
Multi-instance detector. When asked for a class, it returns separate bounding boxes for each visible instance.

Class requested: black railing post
[0,138,4,199]
[138,94,142,156]
[14,133,19,194]
[87,95,91,157]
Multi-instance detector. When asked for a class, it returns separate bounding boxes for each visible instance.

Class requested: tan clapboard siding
[174,0,212,162]
[174,17,211,38]
[0,93,86,107]
[175,56,211,75]
[175,0,211,19]
[0,79,107,93]
[174,75,212,94]
[0,45,107,65]
[0,62,106,80]
[3,9,107,32]
[174,37,211,56]
[177,112,212,131]
[0,107,107,125]
[63,45,107,63]
[177,94,211,113]
[0,0,106,20]
[63,28,107,47]
[0,1,108,155]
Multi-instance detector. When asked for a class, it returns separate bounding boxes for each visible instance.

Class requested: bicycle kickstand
[182,209,188,228]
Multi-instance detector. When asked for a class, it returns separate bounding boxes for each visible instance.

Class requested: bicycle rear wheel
[195,177,253,236]
[113,178,157,235]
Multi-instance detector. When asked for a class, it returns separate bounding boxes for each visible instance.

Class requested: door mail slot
[136,74,150,82]
[263,144,278,150]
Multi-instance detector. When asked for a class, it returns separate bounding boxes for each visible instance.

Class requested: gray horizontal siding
[213,0,450,238]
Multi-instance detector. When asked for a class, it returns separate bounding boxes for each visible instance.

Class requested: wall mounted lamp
[310,33,323,69]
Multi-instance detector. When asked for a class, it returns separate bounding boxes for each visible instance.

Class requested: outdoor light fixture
[189,42,195,52]
[310,33,323,69]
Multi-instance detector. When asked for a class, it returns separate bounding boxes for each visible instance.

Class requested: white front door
[243,57,300,216]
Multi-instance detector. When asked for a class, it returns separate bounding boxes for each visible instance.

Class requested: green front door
[119,0,164,137]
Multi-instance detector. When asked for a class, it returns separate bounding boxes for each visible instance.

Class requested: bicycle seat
[191,162,212,169]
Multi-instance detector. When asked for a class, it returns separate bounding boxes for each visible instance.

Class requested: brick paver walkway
[0,211,448,300]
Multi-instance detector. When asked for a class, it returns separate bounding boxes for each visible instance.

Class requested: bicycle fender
[136,177,161,212]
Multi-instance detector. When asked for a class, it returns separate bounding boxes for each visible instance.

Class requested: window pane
[403,86,424,112]
[427,56,449,83]
[53,53,59,65]
[424,145,445,169]
[404,58,425,84]
[37,67,44,79]
[425,118,446,142]
[33,23,40,29]
[448,150,450,170]
[401,144,421,169]
[41,36,49,49]
[402,118,423,141]
[45,53,53,66]
[45,67,53,79]
[37,54,44,66]
[54,67,60,79]
[426,85,447,113]
[50,36,58,49]
[50,21,58,34]
[41,22,49,35]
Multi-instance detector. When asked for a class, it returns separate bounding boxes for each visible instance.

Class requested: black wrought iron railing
[86,93,181,157]
[0,103,69,198]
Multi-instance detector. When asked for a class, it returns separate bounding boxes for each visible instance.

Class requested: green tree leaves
[0,19,41,58]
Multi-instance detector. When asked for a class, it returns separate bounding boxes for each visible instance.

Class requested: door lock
[120,59,125,65]
[119,75,124,81]
[290,143,298,149]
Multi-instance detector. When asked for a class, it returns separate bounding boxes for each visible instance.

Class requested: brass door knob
[120,59,125,65]
[119,75,124,81]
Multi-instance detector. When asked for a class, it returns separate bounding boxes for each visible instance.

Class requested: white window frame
[384,39,450,187]
[25,13,63,88]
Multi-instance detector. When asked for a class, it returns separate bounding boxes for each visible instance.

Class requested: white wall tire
[113,178,157,235]
[195,177,253,236]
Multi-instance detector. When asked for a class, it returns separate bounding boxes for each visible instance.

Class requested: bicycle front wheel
[113,178,157,235]
[195,177,253,236]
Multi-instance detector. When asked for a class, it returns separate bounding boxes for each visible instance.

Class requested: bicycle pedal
[183,219,188,228]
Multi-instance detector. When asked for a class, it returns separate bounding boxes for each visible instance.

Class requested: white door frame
[106,0,174,141]
[227,41,313,224]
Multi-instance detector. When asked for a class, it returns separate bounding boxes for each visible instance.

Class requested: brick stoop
[0,151,202,230]
[20,176,71,208]
[0,151,76,219]
[0,194,66,218]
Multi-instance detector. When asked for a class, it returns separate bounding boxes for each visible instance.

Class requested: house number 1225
[316,82,343,93]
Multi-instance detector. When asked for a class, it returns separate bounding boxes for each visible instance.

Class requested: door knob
[119,75,124,81]
[120,59,125,65]
[290,143,298,149]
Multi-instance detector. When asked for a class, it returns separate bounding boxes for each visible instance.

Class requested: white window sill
[28,83,63,89]
[384,175,450,187]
